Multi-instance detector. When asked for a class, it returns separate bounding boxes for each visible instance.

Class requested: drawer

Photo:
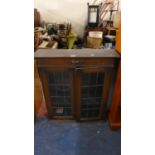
[36,58,116,67]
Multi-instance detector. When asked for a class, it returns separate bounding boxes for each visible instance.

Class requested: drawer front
[36,58,116,67]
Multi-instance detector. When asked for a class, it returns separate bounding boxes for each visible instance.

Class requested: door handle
[71,60,79,64]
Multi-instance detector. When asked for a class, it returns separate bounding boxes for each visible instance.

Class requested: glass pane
[90,12,97,23]
[81,73,90,86]
[96,86,103,97]
[97,73,104,85]
[48,72,72,117]
[63,72,70,84]
[80,72,104,119]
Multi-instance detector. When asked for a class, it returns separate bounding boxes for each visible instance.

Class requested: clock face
[90,11,97,23]
[88,6,99,24]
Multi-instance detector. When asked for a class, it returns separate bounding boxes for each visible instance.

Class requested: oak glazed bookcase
[35,49,120,121]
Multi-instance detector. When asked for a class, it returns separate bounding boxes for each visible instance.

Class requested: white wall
[34,0,120,36]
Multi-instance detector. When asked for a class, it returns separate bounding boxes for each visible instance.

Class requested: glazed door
[39,67,74,119]
[75,66,112,121]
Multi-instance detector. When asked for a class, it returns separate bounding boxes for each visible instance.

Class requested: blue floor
[34,117,121,155]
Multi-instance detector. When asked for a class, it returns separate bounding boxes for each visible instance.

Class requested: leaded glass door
[75,66,112,121]
[39,67,74,119]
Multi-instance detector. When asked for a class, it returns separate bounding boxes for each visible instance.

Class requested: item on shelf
[53,35,65,49]
[106,27,117,35]
[105,43,113,49]
[34,27,47,51]
[113,12,121,28]
[34,27,45,33]
[87,36,102,49]
[89,31,103,38]
[57,23,71,41]
[34,32,39,51]
[34,31,42,51]
[67,32,77,49]
[34,9,41,27]
[46,23,71,48]
[103,35,116,47]
[47,24,58,35]
[40,33,51,41]
[104,35,116,40]
[38,40,58,49]
[87,3,101,27]
[74,37,84,49]
[84,27,103,44]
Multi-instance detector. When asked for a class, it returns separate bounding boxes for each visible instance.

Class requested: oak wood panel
[35,49,120,121]
[34,62,44,116]
[108,61,121,130]
[38,68,53,118]
[36,58,117,68]
[101,69,113,120]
